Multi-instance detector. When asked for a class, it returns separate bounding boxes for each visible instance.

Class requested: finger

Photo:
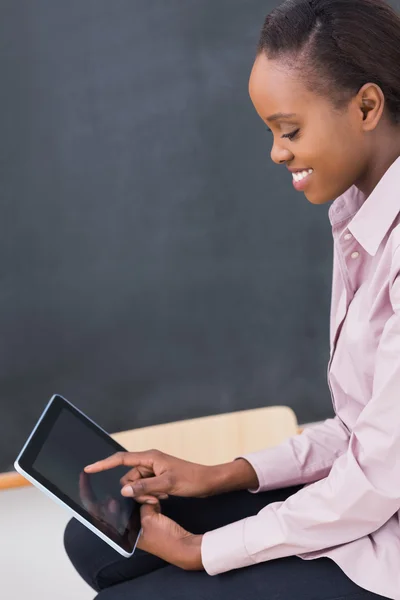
[120,468,142,487]
[85,451,153,473]
[84,452,131,473]
[121,474,170,498]
[135,495,161,505]
[134,493,168,503]
[121,486,169,501]
[140,501,161,520]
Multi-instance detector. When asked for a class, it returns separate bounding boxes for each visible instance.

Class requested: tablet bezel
[14,394,142,557]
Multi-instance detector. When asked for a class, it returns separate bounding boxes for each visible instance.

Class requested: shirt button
[344,233,352,240]
[351,251,360,259]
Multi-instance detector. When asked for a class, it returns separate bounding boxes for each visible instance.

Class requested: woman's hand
[84,450,217,504]
[136,500,204,571]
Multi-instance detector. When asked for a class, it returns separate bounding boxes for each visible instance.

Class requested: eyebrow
[265,112,298,122]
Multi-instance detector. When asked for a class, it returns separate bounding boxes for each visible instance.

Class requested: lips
[292,170,313,191]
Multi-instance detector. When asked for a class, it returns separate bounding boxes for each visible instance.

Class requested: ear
[358,83,385,130]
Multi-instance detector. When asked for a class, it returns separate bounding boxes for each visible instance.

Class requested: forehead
[249,54,312,118]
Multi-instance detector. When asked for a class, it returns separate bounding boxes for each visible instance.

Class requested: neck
[355,123,400,198]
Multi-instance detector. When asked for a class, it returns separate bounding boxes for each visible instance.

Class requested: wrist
[208,459,259,495]
[181,534,204,570]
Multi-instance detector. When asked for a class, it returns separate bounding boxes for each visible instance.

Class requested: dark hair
[256,0,400,125]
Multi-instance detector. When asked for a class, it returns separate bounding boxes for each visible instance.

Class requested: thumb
[122,473,170,498]
[140,500,161,520]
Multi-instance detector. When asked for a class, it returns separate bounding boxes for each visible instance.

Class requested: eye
[265,127,300,141]
[283,128,300,140]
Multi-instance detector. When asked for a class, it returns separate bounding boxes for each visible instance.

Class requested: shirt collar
[328,155,400,256]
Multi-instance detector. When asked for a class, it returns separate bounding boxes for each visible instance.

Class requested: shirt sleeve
[237,414,350,493]
[201,256,400,576]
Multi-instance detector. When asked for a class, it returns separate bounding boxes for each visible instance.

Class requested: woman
[64,0,400,598]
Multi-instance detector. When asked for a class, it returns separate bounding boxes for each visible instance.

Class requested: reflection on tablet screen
[33,408,134,536]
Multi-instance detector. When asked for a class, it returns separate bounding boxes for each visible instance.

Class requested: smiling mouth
[292,168,313,180]
[292,169,314,190]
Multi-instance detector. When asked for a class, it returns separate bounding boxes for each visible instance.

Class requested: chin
[304,189,335,205]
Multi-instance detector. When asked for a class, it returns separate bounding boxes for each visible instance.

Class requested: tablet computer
[14,394,142,557]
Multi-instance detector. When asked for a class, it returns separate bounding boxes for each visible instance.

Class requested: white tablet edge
[13,393,142,559]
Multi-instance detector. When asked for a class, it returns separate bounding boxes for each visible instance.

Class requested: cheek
[307,125,353,173]
[297,128,355,203]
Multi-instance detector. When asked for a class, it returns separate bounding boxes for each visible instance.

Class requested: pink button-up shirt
[201,154,400,599]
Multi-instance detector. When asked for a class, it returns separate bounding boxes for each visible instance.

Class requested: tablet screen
[18,396,141,554]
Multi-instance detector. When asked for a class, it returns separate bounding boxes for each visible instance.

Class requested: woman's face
[248,53,372,205]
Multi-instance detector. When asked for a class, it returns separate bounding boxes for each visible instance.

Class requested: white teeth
[293,168,313,182]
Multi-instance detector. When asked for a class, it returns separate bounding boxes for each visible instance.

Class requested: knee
[63,517,85,565]
[63,517,102,592]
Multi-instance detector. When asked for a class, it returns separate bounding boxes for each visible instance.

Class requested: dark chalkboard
[0,0,337,472]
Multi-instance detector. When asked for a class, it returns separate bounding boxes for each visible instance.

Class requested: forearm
[238,416,351,493]
[207,458,259,495]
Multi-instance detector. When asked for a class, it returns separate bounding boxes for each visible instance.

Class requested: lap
[149,484,305,533]
[64,484,383,599]
[64,485,303,591]
[95,555,382,600]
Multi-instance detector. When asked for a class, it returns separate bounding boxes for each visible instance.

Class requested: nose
[270,140,293,166]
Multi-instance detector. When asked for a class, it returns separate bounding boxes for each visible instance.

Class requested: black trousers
[64,484,388,599]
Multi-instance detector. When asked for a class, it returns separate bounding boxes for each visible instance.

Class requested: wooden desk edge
[0,471,31,490]
[1,427,304,491]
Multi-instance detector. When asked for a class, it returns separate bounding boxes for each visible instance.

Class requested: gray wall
[1,0,336,472]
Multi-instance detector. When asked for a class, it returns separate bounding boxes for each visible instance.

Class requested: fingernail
[121,485,133,496]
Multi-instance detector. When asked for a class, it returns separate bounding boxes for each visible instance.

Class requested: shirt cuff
[201,517,255,575]
[236,440,301,493]
[201,509,286,575]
